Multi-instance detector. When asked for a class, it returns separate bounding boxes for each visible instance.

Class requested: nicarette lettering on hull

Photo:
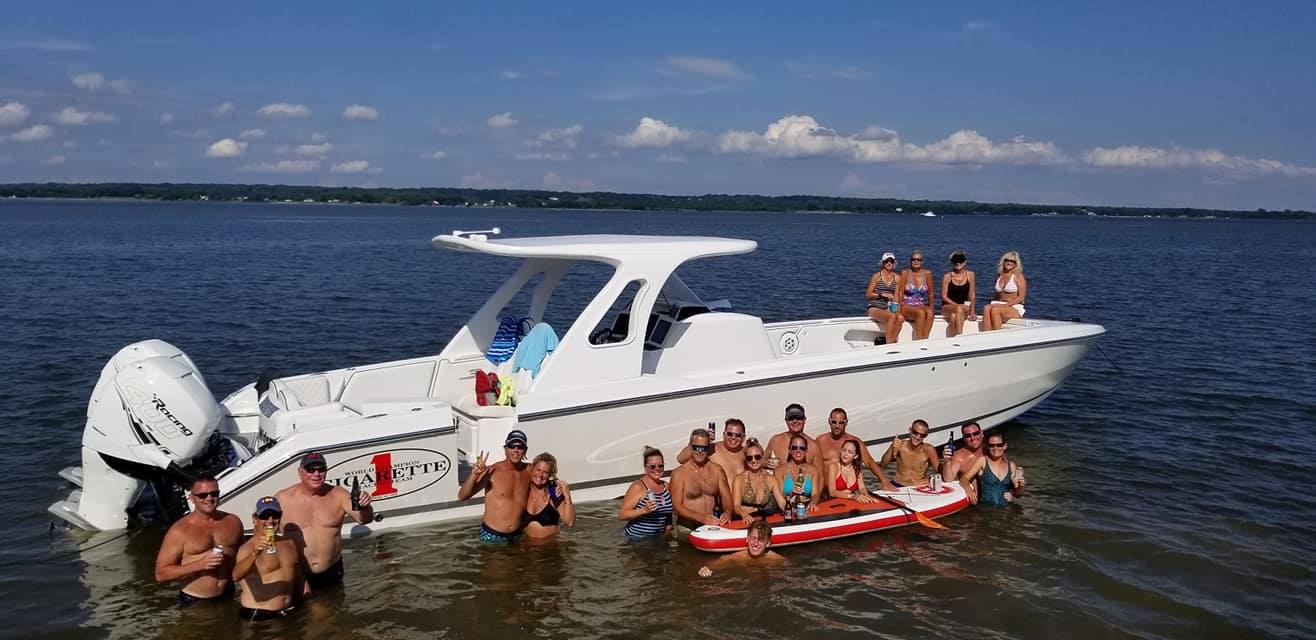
[326,448,451,500]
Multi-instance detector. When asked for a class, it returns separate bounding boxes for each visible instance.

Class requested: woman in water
[896,250,935,340]
[959,432,1025,507]
[941,249,977,338]
[778,434,822,518]
[865,251,903,344]
[619,446,674,539]
[983,250,1027,331]
[523,452,576,539]
[731,438,786,520]
[825,439,878,503]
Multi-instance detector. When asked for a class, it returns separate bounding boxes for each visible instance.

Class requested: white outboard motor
[49,340,223,531]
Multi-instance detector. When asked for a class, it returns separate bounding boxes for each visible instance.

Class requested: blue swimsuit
[977,460,1014,507]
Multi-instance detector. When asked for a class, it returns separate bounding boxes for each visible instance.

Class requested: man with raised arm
[879,420,941,486]
[457,429,532,544]
[766,403,820,470]
[814,407,897,491]
[941,421,986,481]
[275,452,374,593]
[154,475,244,607]
[675,418,749,486]
[232,496,301,621]
[669,428,733,530]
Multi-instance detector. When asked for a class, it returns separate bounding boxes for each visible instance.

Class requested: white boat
[921,211,937,217]
[48,231,1104,534]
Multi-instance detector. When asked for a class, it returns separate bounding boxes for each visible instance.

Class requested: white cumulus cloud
[238,128,266,140]
[663,56,749,80]
[330,160,371,173]
[310,131,328,143]
[205,138,247,158]
[530,124,584,148]
[258,103,311,119]
[487,112,518,128]
[612,117,693,149]
[211,101,235,117]
[716,115,1067,166]
[71,72,104,91]
[1082,145,1316,178]
[501,70,524,80]
[0,101,29,126]
[341,104,379,121]
[291,142,333,157]
[55,107,118,126]
[158,113,175,125]
[11,124,54,142]
[242,159,320,173]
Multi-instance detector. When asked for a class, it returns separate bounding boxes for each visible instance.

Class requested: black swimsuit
[947,279,971,304]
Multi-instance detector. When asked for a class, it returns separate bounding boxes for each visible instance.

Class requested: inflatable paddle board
[689,482,969,552]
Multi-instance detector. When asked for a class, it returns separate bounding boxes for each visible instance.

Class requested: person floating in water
[698,520,784,576]
[960,432,1025,506]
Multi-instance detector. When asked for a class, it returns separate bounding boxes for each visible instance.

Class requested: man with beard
[457,429,532,543]
[765,404,819,470]
[697,520,783,576]
[674,418,748,486]
[813,407,897,491]
[669,428,733,530]
[275,452,374,592]
[941,422,986,482]
[154,475,244,606]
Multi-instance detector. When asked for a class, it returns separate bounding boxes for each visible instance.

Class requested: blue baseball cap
[254,496,282,515]
[504,429,528,447]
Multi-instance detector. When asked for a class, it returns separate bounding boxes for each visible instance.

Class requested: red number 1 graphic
[370,452,398,496]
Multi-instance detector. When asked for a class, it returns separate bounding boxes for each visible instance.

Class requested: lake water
[2,200,1313,639]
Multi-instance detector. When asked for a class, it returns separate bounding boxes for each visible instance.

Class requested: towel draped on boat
[511,322,559,377]
[485,316,532,365]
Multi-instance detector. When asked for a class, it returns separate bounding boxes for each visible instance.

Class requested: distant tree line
[0,182,1310,219]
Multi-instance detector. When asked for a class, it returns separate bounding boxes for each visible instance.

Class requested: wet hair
[747,519,773,541]
[642,446,664,463]
[724,418,745,429]
[190,475,218,492]
[949,249,967,264]
[996,250,1024,275]
[531,452,558,477]
[689,428,711,443]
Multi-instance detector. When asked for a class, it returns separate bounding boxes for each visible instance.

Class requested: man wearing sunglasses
[233,496,301,621]
[154,475,243,606]
[879,420,941,487]
[941,422,986,482]
[815,408,897,491]
[458,430,532,543]
[766,404,820,471]
[669,428,733,529]
[276,452,374,592]
[674,418,749,487]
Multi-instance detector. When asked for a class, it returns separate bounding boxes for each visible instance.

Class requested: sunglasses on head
[193,490,221,499]
[645,462,664,470]
[745,453,763,461]
[257,510,280,520]
[789,444,808,451]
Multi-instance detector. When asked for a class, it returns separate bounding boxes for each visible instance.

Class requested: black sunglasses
[303,465,327,473]
[963,430,983,438]
[910,430,929,437]
[691,444,712,453]
[193,490,221,499]
[505,443,527,451]
[988,442,1006,448]
[745,454,763,461]
[789,444,808,451]
[724,431,745,438]
[257,510,280,520]
[645,462,664,470]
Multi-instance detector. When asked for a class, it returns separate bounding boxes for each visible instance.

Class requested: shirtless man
[457,429,532,543]
[879,419,941,486]
[669,428,733,530]
[814,407,897,491]
[766,403,819,470]
[675,418,748,486]
[233,496,301,621]
[941,421,986,482]
[275,452,373,593]
[697,520,783,577]
[154,475,243,606]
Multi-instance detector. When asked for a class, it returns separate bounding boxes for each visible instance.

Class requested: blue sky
[2,1,1314,210]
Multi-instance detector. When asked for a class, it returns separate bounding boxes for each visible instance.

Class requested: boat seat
[273,375,333,410]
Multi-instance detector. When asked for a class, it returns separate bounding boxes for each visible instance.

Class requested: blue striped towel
[485,316,525,364]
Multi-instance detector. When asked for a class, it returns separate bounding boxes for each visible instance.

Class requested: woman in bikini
[941,249,977,338]
[778,435,823,518]
[523,452,575,539]
[825,439,877,503]
[896,250,935,340]
[731,438,786,521]
[983,250,1028,331]
[865,251,903,344]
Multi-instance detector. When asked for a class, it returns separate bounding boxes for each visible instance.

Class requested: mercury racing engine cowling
[66,340,223,530]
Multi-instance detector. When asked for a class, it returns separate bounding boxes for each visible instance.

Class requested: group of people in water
[866,248,1028,341]
[153,404,1026,619]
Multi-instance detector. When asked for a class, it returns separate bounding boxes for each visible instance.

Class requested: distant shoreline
[1,182,1311,220]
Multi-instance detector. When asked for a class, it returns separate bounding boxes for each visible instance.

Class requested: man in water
[154,475,244,606]
[275,452,373,592]
[233,496,301,621]
[814,407,897,491]
[766,403,820,470]
[697,520,784,576]
[675,418,749,486]
[941,421,986,481]
[457,429,532,543]
[669,428,733,530]
[879,419,941,486]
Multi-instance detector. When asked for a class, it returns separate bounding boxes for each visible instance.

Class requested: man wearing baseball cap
[233,496,301,620]
[766,403,820,470]
[457,429,532,543]
[275,452,373,592]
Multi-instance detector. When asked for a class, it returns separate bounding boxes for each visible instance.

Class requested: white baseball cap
[880,252,896,263]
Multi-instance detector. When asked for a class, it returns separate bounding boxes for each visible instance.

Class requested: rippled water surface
[3,200,1314,639]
